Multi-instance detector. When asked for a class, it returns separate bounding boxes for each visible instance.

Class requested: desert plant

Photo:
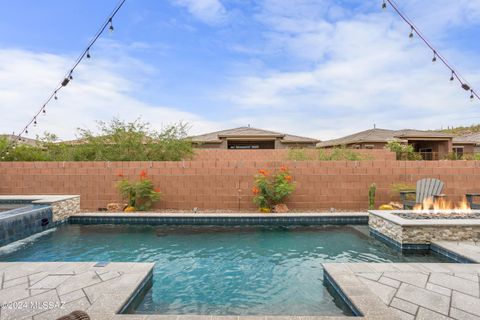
[318,146,372,161]
[116,170,161,211]
[368,183,376,210]
[287,148,313,161]
[252,166,295,211]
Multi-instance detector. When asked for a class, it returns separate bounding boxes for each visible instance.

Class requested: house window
[352,145,361,149]
[227,140,275,149]
[453,146,464,157]
[364,145,374,149]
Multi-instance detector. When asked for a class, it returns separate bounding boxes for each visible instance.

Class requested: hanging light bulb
[109,18,114,32]
[450,71,455,81]
[471,90,475,101]
[25,128,29,135]
[409,26,414,39]
[54,91,58,100]
[69,71,73,80]
[33,118,37,126]
[86,48,91,59]
[432,51,437,63]
[5,151,9,155]
[382,0,387,9]
[42,107,46,115]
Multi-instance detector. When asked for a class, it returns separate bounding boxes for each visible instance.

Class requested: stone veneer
[49,196,80,222]
[369,210,480,245]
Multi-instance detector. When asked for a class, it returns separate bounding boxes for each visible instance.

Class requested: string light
[0,0,127,160]
[109,18,114,32]
[383,0,479,103]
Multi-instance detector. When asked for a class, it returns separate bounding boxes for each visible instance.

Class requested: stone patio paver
[429,272,479,297]
[451,291,480,316]
[325,262,480,320]
[0,262,153,320]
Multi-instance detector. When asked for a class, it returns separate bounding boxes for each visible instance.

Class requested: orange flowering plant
[116,170,161,211]
[252,166,295,211]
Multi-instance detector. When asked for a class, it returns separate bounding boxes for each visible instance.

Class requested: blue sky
[0,0,479,140]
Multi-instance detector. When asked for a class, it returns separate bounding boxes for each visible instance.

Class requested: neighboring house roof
[394,129,453,139]
[189,127,319,144]
[317,128,453,148]
[453,133,480,145]
[0,134,39,146]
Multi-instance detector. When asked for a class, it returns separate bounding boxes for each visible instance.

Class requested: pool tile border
[430,242,476,263]
[368,228,430,252]
[69,213,368,226]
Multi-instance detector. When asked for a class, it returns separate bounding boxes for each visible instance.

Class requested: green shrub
[116,170,161,211]
[318,146,371,161]
[0,118,194,161]
[385,141,422,160]
[252,166,295,210]
[287,148,313,161]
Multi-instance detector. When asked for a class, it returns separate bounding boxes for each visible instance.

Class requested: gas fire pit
[368,209,480,251]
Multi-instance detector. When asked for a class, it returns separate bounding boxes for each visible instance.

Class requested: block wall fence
[0,149,479,211]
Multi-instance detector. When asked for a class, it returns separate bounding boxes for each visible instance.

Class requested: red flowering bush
[116,170,161,211]
[252,166,295,211]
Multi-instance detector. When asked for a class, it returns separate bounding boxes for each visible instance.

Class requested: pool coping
[0,195,80,205]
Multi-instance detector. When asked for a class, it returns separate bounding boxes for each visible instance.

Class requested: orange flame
[413,196,471,213]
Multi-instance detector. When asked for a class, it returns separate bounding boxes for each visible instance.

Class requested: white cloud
[0,48,220,140]
[172,0,228,25]
[218,0,480,140]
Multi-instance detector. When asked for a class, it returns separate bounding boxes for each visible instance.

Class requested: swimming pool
[0,224,445,316]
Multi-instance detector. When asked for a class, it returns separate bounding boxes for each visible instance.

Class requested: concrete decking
[0,262,153,320]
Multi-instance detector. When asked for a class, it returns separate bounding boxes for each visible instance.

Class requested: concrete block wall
[0,150,479,211]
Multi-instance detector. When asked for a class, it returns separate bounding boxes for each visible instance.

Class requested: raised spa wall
[0,195,80,246]
[368,210,480,250]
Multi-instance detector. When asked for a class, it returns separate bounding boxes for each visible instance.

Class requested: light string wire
[1,0,127,159]
[384,0,479,101]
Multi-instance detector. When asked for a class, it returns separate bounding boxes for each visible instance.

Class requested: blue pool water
[0,224,444,316]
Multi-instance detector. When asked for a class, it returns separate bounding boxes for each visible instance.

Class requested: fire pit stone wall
[369,210,480,248]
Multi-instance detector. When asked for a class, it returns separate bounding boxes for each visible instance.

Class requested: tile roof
[317,128,453,148]
[189,127,319,143]
[453,132,480,145]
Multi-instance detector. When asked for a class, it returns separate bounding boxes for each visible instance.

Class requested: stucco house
[189,127,319,149]
[317,128,464,159]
